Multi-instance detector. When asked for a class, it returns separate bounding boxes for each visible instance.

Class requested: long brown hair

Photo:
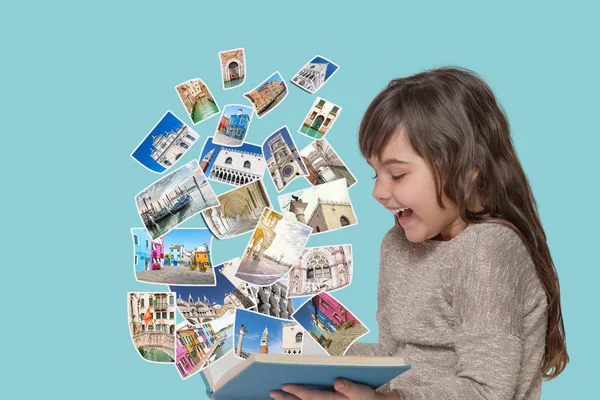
[359,67,568,379]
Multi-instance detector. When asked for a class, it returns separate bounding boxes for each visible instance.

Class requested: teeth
[390,207,409,214]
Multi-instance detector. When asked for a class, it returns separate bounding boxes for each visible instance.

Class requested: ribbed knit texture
[346,222,548,400]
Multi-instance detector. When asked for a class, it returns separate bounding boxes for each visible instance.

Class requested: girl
[271,67,568,400]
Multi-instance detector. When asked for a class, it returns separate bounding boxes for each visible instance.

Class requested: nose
[372,176,391,204]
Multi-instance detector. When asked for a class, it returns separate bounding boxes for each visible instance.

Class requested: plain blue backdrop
[2,0,598,398]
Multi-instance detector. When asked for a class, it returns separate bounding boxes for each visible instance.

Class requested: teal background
[3,0,598,398]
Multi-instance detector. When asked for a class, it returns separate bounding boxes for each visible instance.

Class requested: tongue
[401,209,413,217]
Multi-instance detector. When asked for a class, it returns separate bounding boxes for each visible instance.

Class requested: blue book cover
[204,354,410,400]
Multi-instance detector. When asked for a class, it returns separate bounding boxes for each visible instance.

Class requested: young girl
[270,67,568,400]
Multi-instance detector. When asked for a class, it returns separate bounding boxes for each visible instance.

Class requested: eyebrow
[381,158,410,165]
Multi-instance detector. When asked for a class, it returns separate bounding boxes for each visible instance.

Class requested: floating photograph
[131,111,199,173]
[135,160,220,240]
[292,292,368,356]
[202,180,272,239]
[244,71,287,118]
[291,55,339,94]
[213,104,253,146]
[278,178,357,234]
[127,292,176,363]
[263,126,309,192]
[236,208,312,286]
[132,228,215,285]
[298,98,342,140]
[199,137,266,188]
[175,78,220,125]
[170,263,256,326]
[299,139,357,189]
[233,309,305,360]
[287,245,353,298]
[219,258,259,310]
[219,48,246,90]
[175,313,235,379]
[253,277,309,320]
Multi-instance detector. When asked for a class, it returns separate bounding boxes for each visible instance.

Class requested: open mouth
[390,207,413,223]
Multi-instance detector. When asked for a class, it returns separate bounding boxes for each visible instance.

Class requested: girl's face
[368,127,468,243]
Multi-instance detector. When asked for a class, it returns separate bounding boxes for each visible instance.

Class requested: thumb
[334,379,373,398]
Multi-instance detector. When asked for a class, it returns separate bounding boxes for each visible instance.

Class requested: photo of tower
[263,126,309,192]
[299,139,357,189]
[219,48,246,90]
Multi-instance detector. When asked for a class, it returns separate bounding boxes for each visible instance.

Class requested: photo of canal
[192,95,219,124]
[175,78,220,125]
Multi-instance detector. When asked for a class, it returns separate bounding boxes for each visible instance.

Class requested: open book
[201,353,410,400]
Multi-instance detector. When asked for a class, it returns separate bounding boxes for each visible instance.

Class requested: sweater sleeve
[395,226,529,400]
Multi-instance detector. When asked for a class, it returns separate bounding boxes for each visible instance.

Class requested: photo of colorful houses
[127,292,176,363]
[263,126,309,192]
[135,160,219,240]
[199,137,267,188]
[175,313,235,379]
[132,228,215,285]
[233,309,304,360]
[170,263,256,325]
[175,78,220,124]
[131,111,199,173]
[244,71,287,118]
[213,104,253,146]
[219,48,246,90]
[291,55,339,94]
[292,292,368,356]
[202,180,272,239]
[236,208,312,286]
[299,139,357,188]
[278,178,357,234]
[298,98,341,140]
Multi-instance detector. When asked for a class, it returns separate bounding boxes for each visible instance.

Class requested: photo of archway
[291,55,339,94]
[175,78,220,125]
[262,126,309,192]
[299,139,357,189]
[291,292,368,356]
[298,98,342,140]
[202,180,272,239]
[199,136,266,188]
[219,48,246,90]
[244,71,288,118]
[213,104,253,147]
[287,245,353,298]
[278,178,357,235]
[235,208,312,286]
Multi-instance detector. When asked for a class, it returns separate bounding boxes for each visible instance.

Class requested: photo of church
[287,245,353,298]
[298,98,342,140]
[263,126,309,192]
[235,208,312,286]
[199,137,267,187]
[299,139,357,189]
[233,308,304,360]
[278,178,357,234]
[202,180,272,239]
[213,104,253,146]
[292,292,368,356]
[291,55,339,94]
[219,48,245,90]
[131,111,199,174]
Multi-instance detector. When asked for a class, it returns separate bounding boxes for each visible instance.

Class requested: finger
[334,379,374,398]
[281,384,337,399]
[270,390,301,400]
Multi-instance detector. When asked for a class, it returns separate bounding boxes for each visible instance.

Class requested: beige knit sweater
[346,222,548,400]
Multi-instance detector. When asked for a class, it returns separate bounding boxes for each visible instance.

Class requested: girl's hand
[269,379,400,400]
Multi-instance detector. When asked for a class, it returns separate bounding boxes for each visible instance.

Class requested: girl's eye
[392,174,406,181]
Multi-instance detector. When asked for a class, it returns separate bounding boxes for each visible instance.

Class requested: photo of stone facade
[291,55,339,94]
[278,178,357,234]
[254,277,296,320]
[263,126,308,192]
[299,139,357,189]
[219,48,245,90]
[202,180,271,239]
[287,245,353,297]
[175,78,220,124]
[298,98,342,140]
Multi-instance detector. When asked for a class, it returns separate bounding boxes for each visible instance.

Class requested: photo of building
[278,178,357,234]
[299,139,357,188]
[298,98,342,140]
[254,277,301,320]
[174,314,234,379]
[292,292,368,356]
[263,126,308,192]
[175,78,220,124]
[135,160,220,240]
[219,258,259,310]
[219,48,245,89]
[199,137,266,187]
[236,208,312,286]
[291,55,339,94]
[233,309,304,360]
[287,245,353,297]
[213,104,253,146]
[127,292,176,363]
[244,71,287,118]
[202,180,271,239]
[131,111,199,173]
